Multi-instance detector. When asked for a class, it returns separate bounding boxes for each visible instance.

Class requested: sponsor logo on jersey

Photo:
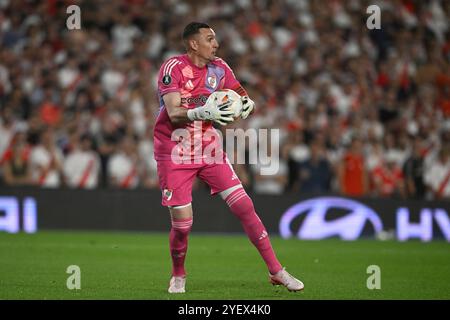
[181,95,208,105]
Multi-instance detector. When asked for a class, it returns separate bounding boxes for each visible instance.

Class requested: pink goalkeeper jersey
[154,54,241,161]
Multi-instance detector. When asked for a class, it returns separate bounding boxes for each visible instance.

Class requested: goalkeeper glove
[187,98,234,126]
[240,96,255,119]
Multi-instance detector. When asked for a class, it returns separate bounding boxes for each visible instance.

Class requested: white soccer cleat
[269,268,304,292]
[168,276,186,293]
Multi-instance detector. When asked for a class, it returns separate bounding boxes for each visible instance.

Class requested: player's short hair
[182,22,211,40]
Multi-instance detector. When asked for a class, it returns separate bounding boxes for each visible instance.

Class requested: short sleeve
[158,58,183,96]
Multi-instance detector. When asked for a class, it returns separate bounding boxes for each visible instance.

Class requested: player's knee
[171,215,193,236]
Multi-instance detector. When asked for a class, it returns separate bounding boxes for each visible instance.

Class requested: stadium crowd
[0,0,449,199]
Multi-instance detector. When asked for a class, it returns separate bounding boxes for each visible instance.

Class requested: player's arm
[163,92,189,125]
[163,92,234,126]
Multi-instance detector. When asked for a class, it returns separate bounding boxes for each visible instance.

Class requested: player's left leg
[198,156,304,291]
[220,185,304,291]
[219,184,282,273]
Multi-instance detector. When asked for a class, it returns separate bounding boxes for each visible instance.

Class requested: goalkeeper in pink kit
[154,22,304,293]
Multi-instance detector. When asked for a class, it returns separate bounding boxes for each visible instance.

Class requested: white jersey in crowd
[0,123,14,161]
[424,159,450,198]
[250,159,287,195]
[63,149,100,189]
[138,139,158,184]
[108,152,139,189]
[29,145,64,188]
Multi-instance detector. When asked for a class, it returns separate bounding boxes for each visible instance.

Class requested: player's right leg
[156,160,197,294]
[168,204,193,294]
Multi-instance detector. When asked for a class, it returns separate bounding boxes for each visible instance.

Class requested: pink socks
[169,188,283,277]
[225,188,283,275]
[169,217,193,277]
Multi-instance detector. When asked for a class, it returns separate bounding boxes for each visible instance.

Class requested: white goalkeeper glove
[240,96,255,119]
[187,98,234,126]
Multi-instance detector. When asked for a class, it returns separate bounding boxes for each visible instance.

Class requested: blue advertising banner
[0,187,449,242]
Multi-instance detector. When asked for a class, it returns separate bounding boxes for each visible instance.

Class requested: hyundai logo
[280,197,383,240]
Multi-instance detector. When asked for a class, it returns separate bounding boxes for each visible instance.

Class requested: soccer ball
[211,89,243,119]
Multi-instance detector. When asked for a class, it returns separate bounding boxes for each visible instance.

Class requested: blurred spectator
[111,12,142,58]
[338,137,368,197]
[250,130,287,195]
[0,108,16,170]
[138,125,158,189]
[1,131,32,185]
[298,140,332,193]
[0,0,447,199]
[282,130,310,192]
[39,88,62,127]
[424,147,450,199]
[403,136,426,198]
[29,128,64,188]
[365,140,384,174]
[95,108,124,187]
[63,134,100,189]
[372,152,405,198]
[108,136,139,189]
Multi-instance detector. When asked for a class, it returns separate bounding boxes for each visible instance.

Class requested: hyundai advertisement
[0,188,449,242]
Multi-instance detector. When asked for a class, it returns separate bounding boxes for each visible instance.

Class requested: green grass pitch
[0,231,449,300]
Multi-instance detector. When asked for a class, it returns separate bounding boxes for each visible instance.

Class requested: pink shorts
[156,154,242,207]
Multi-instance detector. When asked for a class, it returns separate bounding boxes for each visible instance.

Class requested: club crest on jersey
[163,189,173,201]
[162,75,172,85]
[207,74,217,89]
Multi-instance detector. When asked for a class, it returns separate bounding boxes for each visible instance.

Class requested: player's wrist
[187,107,208,121]
[187,108,199,121]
